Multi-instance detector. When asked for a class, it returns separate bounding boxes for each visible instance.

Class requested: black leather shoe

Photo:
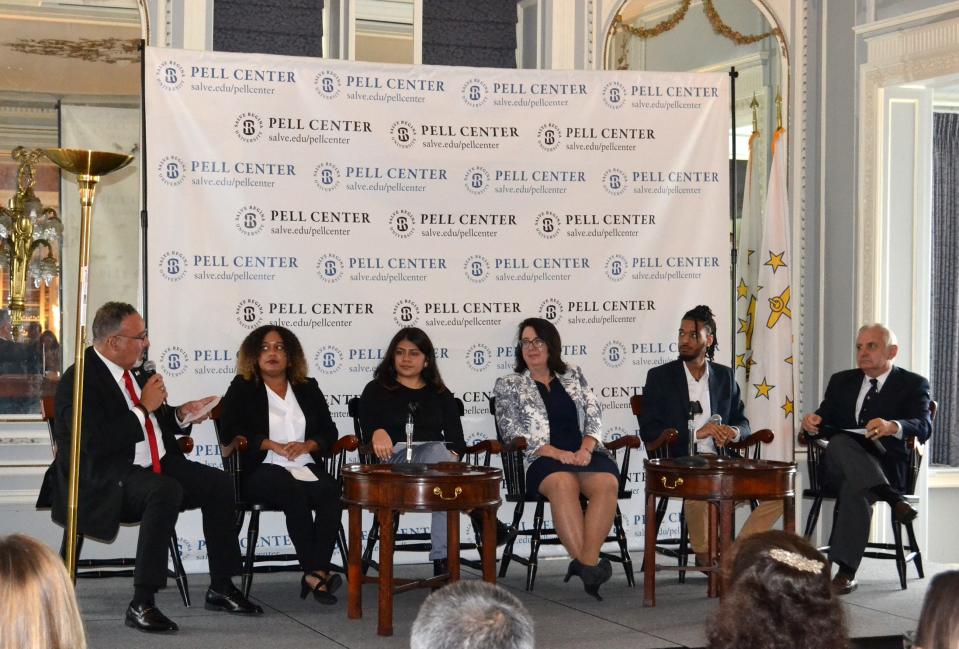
[433,558,449,577]
[469,512,512,547]
[893,500,918,523]
[831,573,858,595]
[204,585,264,615]
[125,602,179,633]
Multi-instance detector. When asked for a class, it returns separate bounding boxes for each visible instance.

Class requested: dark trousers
[120,453,241,590]
[242,463,342,573]
[821,434,890,573]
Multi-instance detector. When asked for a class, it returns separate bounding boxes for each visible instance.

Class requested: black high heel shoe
[578,560,612,601]
[564,558,583,583]
[299,572,341,605]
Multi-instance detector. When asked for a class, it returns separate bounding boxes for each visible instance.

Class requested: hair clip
[768,548,824,574]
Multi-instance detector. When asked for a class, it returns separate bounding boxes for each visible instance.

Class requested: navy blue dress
[524,379,620,497]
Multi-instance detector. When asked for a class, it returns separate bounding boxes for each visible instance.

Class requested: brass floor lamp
[44,148,134,580]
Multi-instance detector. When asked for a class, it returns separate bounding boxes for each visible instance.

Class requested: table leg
[481,507,497,583]
[347,505,362,620]
[784,494,795,534]
[707,502,720,598]
[376,508,394,637]
[448,510,461,582]
[718,500,734,598]
[643,491,656,607]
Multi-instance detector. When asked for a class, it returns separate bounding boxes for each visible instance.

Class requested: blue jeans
[388,441,456,560]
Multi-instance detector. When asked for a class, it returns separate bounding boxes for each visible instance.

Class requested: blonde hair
[0,534,86,649]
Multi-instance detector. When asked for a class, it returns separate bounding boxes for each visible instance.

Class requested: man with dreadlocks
[639,305,782,567]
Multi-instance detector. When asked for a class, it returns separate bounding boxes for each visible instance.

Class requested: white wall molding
[857,18,959,324]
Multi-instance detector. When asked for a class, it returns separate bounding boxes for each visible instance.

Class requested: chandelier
[0,147,61,340]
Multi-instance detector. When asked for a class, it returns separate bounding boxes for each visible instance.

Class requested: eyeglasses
[520,338,546,350]
[115,330,148,341]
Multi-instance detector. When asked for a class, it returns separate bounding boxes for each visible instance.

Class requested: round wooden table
[342,463,502,636]
[643,456,796,606]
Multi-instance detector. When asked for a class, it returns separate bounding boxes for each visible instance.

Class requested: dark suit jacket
[815,366,931,491]
[218,375,338,471]
[39,346,188,540]
[639,359,750,458]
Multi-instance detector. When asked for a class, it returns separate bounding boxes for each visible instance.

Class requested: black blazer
[219,375,338,471]
[815,366,931,491]
[39,346,188,540]
[639,359,750,458]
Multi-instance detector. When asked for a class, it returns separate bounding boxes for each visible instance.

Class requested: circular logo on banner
[157,155,185,186]
[535,211,561,239]
[606,425,628,442]
[388,210,415,239]
[315,254,344,283]
[463,255,490,283]
[537,123,561,152]
[464,166,490,195]
[605,255,628,281]
[234,112,263,143]
[155,60,185,91]
[313,163,340,191]
[392,299,420,327]
[461,78,489,107]
[313,71,342,99]
[158,251,188,282]
[390,121,417,149]
[313,346,343,375]
[538,298,564,323]
[234,205,265,236]
[465,344,492,372]
[602,168,627,196]
[159,346,188,377]
[235,299,264,329]
[602,340,627,368]
[602,81,626,109]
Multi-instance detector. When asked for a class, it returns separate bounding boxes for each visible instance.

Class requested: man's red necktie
[122,370,161,474]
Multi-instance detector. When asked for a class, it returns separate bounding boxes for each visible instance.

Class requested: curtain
[213,0,323,57]
[930,112,959,466]
[423,0,517,68]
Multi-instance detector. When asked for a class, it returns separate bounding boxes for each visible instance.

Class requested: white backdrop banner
[144,46,730,572]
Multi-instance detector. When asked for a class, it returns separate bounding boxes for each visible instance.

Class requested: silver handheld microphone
[708,413,722,425]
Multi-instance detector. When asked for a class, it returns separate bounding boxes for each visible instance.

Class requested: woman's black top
[359,381,466,455]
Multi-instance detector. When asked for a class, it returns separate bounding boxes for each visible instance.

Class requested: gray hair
[410,581,534,649]
[857,323,897,347]
[91,302,138,343]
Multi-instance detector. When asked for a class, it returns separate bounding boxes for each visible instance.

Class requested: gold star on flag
[781,397,794,417]
[753,377,774,399]
[766,286,792,328]
[737,278,749,299]
[736,353,747,369]
[784,355,793,365]
[747,249,756,261]
[764,250,787,273]
[738,318,750,334]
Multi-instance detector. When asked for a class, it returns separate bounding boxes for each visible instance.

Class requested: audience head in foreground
[0,533,86,649]
[707,530,847,649]
[911,570,959,649]
[410,580,534,649]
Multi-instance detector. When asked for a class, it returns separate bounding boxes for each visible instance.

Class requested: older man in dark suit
[46,301,262,632]
[802,323,932,594]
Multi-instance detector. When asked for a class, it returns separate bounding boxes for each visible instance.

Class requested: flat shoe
[831,573,858,595]
[125,602,179,633]
[893,500,918,524]
[205,586,264,615]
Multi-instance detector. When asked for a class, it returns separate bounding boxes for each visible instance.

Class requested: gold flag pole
[43,148,134,581]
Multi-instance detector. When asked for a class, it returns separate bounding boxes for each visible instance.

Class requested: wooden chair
[491,395,641,590]
[210,401,357,597]
[799,400,935,589]
[38,396,192,606]
[631,394,774,582]
[347,396,499,574]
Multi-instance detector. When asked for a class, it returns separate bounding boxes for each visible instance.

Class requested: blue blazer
[639,359,749,458]
[815,366,931,491]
